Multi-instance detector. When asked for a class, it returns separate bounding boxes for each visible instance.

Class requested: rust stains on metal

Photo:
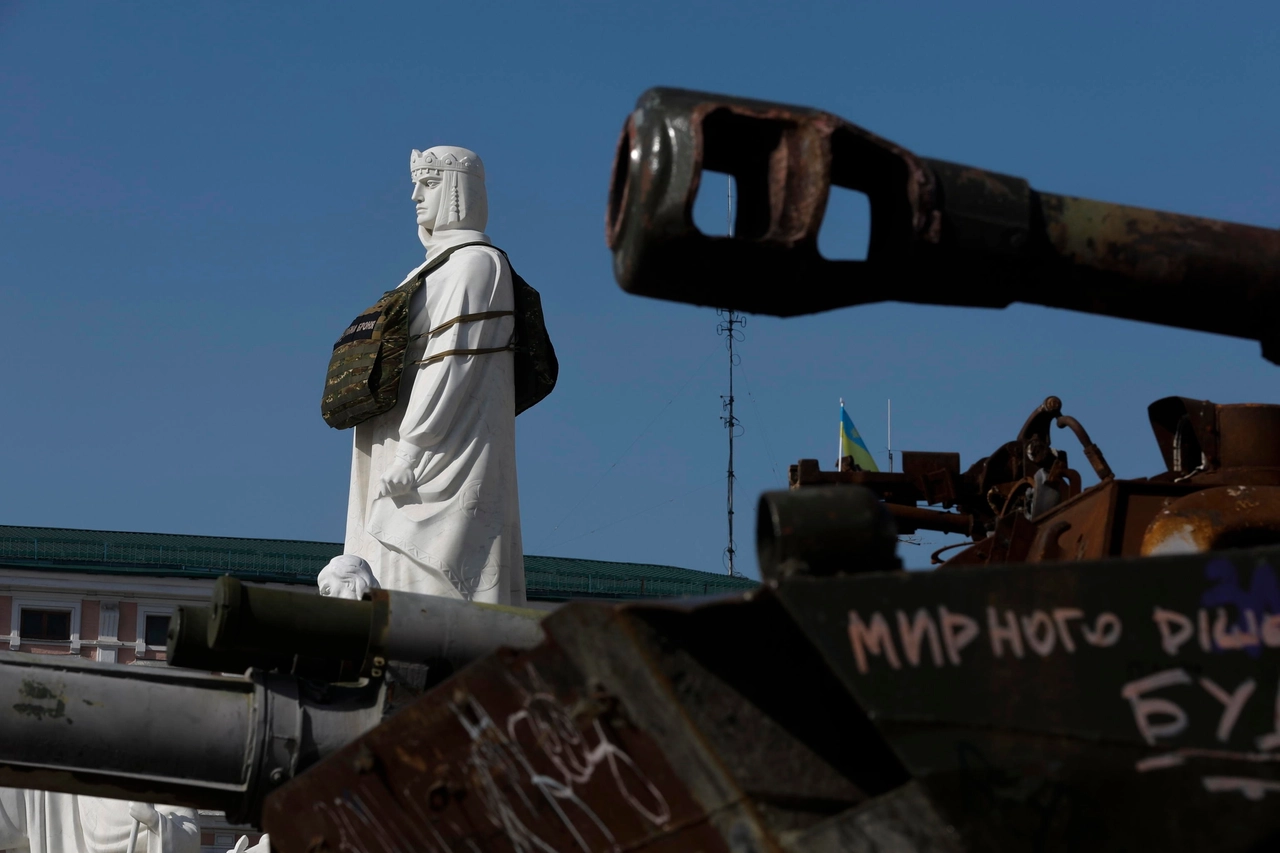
[1141,486,1280,556]
[13,678,69,723]
[606,87,944,316]
[781,392,1280,570]
[1037,195,1280,353]
[19,678,59,701]
[1041,194,1280,287]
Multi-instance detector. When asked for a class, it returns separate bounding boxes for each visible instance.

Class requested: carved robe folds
[0,790,198,853]
[345,231,525,604]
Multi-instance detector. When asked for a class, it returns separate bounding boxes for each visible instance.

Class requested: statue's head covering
[410,146,488,238]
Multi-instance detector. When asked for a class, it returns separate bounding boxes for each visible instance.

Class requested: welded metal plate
[774,545,1280,850]
[263,639,728,853]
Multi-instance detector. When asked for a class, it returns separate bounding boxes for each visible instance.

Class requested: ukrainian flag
[840,399,879,472]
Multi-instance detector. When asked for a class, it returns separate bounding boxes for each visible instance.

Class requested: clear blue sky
[2,1,1277,576]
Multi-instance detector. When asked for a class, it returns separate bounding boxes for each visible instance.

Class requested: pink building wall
[118,602,137,643]
[79,600,100,659]
[118,601,138,663]
[80,600,100,641]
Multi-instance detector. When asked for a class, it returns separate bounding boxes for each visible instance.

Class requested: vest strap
[414,343,514,366]
[420,310,515,338]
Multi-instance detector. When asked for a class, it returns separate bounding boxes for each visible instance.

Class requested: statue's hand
[128,801,160,831]
[377,443,429,498]
[377,456,419,498]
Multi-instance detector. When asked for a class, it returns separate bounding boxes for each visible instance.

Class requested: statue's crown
[411,148,484,180]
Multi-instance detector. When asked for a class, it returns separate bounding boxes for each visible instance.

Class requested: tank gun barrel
[0,651,383,825]
[169,576,546,681]
[0,583,545,827]
[606,87,1280,363]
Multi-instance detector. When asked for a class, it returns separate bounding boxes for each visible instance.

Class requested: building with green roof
[0,523,757,664]
[0,524,756,599]
[0,525,757,851]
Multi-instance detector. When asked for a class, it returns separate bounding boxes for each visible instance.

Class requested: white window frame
[135,603,176,655]
[10,597,82,652]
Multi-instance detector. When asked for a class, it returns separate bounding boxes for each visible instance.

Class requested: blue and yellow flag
[840,399,879,472]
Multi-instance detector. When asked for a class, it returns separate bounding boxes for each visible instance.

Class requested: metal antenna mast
[717,177,743,576]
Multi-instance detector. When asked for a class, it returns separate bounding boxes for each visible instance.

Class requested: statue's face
[412,172,445,230]
[318,569,371,600]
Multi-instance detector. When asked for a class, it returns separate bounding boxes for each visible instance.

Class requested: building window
[135,604,176,654]
[213,832,236,847]
[20,609,72,641]
[9,599,81,652]
[144,614,171,647]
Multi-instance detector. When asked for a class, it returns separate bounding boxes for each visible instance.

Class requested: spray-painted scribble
[449,664,671,853]
[1201,776,1280,800]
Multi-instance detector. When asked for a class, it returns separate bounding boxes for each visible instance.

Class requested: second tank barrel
[379,593,546,667]
[174,577,547,679]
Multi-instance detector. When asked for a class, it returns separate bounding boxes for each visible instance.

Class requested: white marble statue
[0,789,198,853]
[224,833,268,853]
[342,146,525,605]
[317,554,380,600]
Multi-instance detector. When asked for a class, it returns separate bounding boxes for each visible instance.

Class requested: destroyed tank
[1,88,1279,852]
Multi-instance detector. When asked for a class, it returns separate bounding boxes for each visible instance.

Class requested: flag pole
[837,398,844,471]
[887,398,893,473]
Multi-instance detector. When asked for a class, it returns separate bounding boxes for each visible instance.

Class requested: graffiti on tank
[449,664,672,853]
[844,558,1280,803]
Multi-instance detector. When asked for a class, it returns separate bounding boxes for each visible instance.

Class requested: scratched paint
[448,664,672,852]
[12,678,69,723]
[263,638,727,853]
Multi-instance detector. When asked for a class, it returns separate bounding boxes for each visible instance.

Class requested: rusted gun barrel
[606,88,1280,363]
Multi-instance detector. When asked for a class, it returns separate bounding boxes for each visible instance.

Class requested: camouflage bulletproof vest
[322,242,557,430]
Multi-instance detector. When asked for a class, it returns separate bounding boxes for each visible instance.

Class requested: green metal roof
[0,525,757,600]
